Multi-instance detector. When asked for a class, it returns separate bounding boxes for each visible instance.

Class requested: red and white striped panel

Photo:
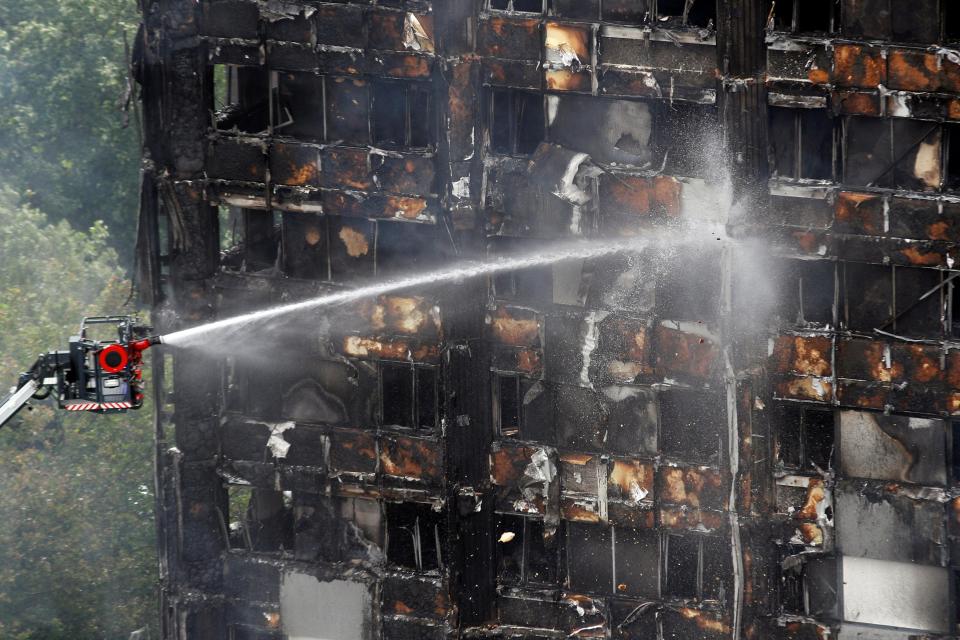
[64,401,132,411]
[101,401,132,410]
[64,402,99,411]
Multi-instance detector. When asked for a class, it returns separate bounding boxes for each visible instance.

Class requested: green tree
[0,189,156,639]
[0,0,141,266]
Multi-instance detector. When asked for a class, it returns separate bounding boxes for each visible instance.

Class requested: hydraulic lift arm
[0,379,42,430]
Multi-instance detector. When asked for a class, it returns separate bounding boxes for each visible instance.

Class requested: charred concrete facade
[135,1,960,638]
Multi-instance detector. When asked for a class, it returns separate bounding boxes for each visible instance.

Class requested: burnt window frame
[842,116,944,192]
[769,106,837,182]
[488,0,548,13]
[566,523,661,597]
[271,69,327,140]
[385,501,445,573]
[842,262,947,338]
[487,87,547,156]
[776,258,837,328]
[371,79,437,149]
[773,403,836,473]
[764,0,838,34]
[380,361,440,431]
[663,532,730,603]
[655,0,717,29]
[494,371,537,438]
[225,484,294,554]
[495,514,564,586]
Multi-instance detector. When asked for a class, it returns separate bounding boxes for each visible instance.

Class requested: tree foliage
[0,0,141,265]
[0,189,156,639]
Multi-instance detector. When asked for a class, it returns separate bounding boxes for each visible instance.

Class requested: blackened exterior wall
[137,1,960,638]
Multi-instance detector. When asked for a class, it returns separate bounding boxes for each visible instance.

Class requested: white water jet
[160,230,722,348]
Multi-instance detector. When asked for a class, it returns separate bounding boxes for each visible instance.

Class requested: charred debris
[135,0,960,638]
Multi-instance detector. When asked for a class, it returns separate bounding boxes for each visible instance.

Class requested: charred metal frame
[137,0,960,638]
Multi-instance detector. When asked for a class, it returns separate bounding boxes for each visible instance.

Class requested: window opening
[273,71,325,140]
[778,259,835,326]
[774,405,835,472]
[215,65,269,133]
[490,0,545,12]
[381,363,438,431]
[657,0,715,27]
[664,533,699,599]
[386,502,444,572]
[891,266,944,338]
[227,486,293,552]
[496,515,561,585]
[601,0,651,24]
[842,262,893,331]
[372,81,435,148]
[490,89,545,155]
[770,107,834,181]
[659,391,724,465]
[844,118,942,191]
[496,373,521,437]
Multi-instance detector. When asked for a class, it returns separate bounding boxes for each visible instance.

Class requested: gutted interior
[137,0,960,638]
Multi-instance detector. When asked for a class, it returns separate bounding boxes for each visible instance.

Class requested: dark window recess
[372,81,435,148]
[660,391,724,465]
[273,72,325,139]
[490,0,544,12]
[386,502,444,572]
[244,210,282,271]
[657,0,715,27]
[893,266,943,337]
[227,486,293,552]
[490,89,545,155]
[496,515,561,585]
[951,422,960,482]
[701,536,731,603]
[382,363,414,428]
[497,373,521,437]
[664,534,699,599]
[844,117,942,192]
[326,76,370,145]
[496,514,524,583]
[774,404,834,471]
[769,107,834,181]
[842,262,893,331]
[657,103,719,178]
[567,523,613,594]
[841,0,938,42]
[890,0,939,43]
[777,259,835,326]
[382,363,438,430]
[946,124,960,191]
[601,0,652,24]
[948,3,960,42]
[655,248,722,322]
[281,213,328,280]
[215,65,269,133]
[952,280,960,338]
[614,527,659,598]
[375,222,446,278]
[493,267,553,304]
[553,0,600,20]
[767,0,835,33]
[417,367,438,430]
[795,0,833,33]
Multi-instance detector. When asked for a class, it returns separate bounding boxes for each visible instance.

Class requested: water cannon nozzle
[131,336,163,353]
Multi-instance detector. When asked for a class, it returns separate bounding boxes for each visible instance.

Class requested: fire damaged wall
[136,0,959,638]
